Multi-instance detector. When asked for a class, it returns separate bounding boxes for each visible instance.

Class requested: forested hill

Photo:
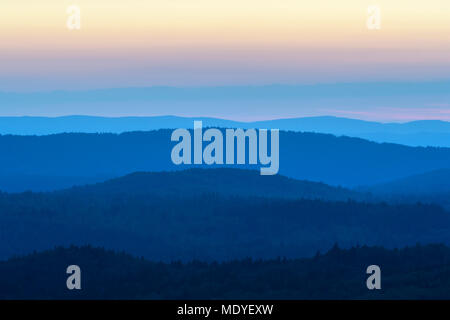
[2,244,450,299]
[62,168,364,201]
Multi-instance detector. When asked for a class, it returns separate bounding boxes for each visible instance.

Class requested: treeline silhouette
[2,244,450,299]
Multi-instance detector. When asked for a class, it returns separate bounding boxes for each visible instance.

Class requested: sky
[0,0,449,121]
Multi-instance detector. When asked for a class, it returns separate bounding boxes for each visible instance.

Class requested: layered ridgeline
[1,169,450,261]
[1,130,450,191]
[1,115,450,147]
[3,244,450,299]
[1,82,450,146]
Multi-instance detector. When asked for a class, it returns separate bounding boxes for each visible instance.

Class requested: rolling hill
[364,169,450,195]
[63,168,364,201]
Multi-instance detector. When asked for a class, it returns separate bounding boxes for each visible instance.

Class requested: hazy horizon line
[1,81,448,122]
[2,79,450,94]
[0,114,449,125]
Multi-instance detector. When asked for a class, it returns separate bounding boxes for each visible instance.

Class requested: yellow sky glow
[0,0,449,89]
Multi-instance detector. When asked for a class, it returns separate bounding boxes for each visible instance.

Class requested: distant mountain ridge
[1,115,450,147]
